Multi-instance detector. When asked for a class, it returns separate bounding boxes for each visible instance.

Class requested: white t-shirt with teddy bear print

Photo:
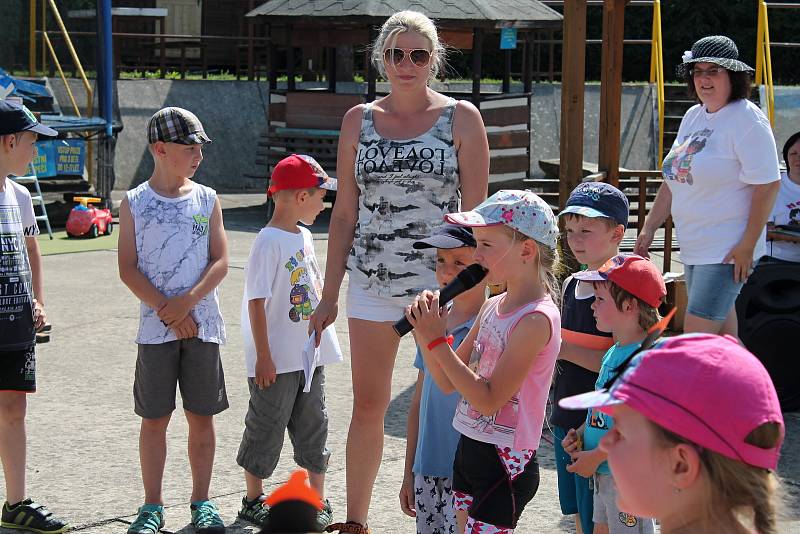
[661,99,781,265]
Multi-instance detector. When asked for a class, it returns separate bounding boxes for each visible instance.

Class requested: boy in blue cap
[550,182,630,534]
[0,100,69,533]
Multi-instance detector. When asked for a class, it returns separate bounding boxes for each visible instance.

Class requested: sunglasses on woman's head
[383,48,431,68]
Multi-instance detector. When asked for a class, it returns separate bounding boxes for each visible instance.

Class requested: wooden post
[598,0,626,187]
[159,15,166,78]
[502,48,511,93]
[523,32,533,93]
[471,27,483,106]
[367,27,376,101]
[29,0,36,76]
[286,25,295,92]
[559,0,587,208]
[268,24,277,91]
[327,47,336,92]
[247,0,255,80]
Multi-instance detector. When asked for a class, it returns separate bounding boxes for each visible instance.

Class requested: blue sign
[29,139,86,178]
[500,28,518,50]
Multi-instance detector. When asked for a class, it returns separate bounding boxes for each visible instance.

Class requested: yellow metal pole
[29,0,36,76]
[46,0,92,109]
[41,0,46,73]
[656,1,665,161]
[762,2,775,126]
[43,33,80,117]
[755,0,764,85]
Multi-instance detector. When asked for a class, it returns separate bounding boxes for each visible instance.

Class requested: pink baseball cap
[573,253,666,308]
[559,333,784,470]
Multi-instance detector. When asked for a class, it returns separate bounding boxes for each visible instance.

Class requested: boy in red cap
[0,100,69,533]
[237,154,341,531]
[561,254,666,534]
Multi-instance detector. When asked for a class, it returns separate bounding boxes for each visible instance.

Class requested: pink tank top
[452,293,561,450]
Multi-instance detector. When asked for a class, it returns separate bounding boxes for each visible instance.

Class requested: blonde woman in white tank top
[308,11,489,534]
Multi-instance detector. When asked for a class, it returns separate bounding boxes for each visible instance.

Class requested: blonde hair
[371,10,446,82]
[654,422,784,534]
[502,226,561,301]
[594,280,661,331]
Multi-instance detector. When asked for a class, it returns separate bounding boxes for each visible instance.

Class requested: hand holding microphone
[393,263,488,337]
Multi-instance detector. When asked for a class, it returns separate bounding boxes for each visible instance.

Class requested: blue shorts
[552,426,594,534]
[684,263,745,323]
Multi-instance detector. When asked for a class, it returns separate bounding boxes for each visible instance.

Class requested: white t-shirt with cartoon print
[766,171,800,262]
[662,99,781,265]
[241,226,342,376]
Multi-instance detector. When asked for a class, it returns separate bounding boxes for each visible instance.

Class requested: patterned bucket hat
[677,35,754,78]
[445,190,559,249]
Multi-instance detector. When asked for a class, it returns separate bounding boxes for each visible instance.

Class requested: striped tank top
[346,98,461,300]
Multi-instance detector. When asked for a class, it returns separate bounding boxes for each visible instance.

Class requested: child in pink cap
[560,333,785,534]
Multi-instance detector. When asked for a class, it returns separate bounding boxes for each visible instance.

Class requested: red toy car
[66,196,113,238]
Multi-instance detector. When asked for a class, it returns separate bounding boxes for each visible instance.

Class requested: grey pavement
[2,194,798,534]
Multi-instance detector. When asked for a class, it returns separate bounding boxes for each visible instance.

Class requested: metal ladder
[10,174,53,240]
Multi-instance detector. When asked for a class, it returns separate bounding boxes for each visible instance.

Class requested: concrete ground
[2,194,798,534]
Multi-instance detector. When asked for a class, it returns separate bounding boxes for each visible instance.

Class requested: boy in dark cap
[0,100,69,533]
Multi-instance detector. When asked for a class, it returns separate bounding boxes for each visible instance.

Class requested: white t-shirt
[766,172,800,262]
[661,99,781,265]
[241,226,342,376]
[0,178,39,350]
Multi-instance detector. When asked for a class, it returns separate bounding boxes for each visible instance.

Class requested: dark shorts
[237,368,330,479]
[134,338,228,419]
[452,435,540,529]
[0,345,36,392]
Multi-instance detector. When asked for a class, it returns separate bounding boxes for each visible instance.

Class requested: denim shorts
[683,263,745,323]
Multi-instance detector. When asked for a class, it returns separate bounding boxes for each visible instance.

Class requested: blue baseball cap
[413,224,476,250]
[559,182,629,227]
[0,100,57,137]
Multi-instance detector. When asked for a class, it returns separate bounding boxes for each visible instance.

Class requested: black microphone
[393,263,488,337]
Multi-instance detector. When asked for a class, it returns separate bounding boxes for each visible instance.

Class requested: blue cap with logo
[559,182,629,227]
[0,100,57,137]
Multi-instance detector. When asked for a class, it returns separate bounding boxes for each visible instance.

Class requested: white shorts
[346,282,409,322]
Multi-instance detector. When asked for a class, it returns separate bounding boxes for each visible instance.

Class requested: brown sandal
[325,521,371,534]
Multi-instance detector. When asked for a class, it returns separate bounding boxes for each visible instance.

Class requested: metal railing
[755,2,800,127]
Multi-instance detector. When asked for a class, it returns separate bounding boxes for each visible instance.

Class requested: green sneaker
[127,504,164,534]
[190,501,225,534]
[315,499,334,531]
[1,499,70,534]
[237,495,270,527]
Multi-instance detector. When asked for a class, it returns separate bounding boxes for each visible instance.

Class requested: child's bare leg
[185,410,215,502]
[308,470,325,499]
[594,522,609,534]
[456,510,468,533]
[575,514,584,534]
[244,470,265,501]
[140,414,171,504]
[0,392,27,504]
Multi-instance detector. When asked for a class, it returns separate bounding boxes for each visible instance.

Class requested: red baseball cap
[573,253,666,308]
[268,154,337,197]
[559,333,785,470]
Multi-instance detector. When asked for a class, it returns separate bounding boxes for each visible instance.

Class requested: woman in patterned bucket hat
[635,35,781,337]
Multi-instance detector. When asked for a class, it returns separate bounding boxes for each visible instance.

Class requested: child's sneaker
[1,499,69,534]
[190,501,225,534]
[127,504,164,534]
[238,495,270,527]
[315,499,334,531]
[325,520,370,534]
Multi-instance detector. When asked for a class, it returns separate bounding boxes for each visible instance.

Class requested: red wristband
[427,335,454,351]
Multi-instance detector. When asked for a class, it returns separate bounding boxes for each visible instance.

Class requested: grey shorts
[134,338,229,419]
[237,367,330,479]
[593,473,655,534]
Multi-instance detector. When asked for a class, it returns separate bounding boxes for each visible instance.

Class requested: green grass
[37,229,118,256]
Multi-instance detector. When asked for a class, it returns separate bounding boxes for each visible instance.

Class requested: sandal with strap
[325,521,371,534]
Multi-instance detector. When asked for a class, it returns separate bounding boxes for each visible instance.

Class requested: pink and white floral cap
[445,190,558,249]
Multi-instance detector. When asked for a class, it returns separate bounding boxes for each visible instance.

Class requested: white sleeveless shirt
[127,181,226,345]
[347,98,461,301]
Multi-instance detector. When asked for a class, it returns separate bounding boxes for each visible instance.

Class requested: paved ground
[2,194,798,534]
